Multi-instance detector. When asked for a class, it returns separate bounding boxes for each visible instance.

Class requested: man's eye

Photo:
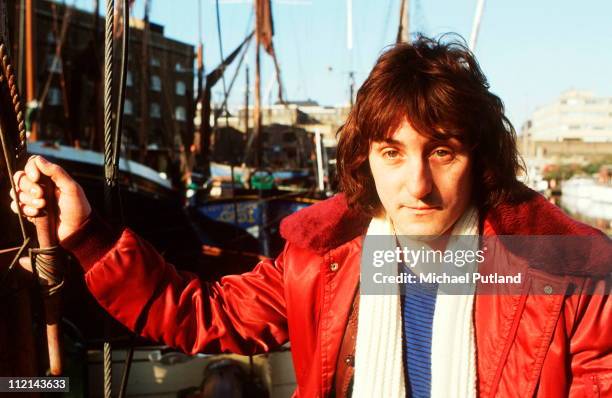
[432,149,453,159]
[382,149,400,159]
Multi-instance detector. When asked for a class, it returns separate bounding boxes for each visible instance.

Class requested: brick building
[6,0,195,173]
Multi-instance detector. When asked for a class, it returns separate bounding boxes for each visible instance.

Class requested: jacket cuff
[61,211,121,273]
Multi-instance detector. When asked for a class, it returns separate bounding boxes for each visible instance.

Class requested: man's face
[368,119,472,237]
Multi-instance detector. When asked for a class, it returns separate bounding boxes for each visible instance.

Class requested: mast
[17,0,25,92]
[349,71,354,108]
[196,2,203,124]
[244,64,249,139]
[469,0,486,51]
[91,0,103,150]
[397,0,409,43]
[194,0,204,173]
[138,0,150,163]
[25,0,36,140]
[254,0,262,169]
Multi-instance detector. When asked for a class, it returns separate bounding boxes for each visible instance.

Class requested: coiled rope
[29,246,64,296]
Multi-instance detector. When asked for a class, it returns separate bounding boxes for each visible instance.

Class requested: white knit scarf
[352,207,479,398]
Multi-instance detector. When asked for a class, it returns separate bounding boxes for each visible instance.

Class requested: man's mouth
[402,205,440,215]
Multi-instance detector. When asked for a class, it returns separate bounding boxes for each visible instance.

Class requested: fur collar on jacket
[279,189,611,276]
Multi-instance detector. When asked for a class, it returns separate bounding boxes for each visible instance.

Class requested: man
[11,37,611,397]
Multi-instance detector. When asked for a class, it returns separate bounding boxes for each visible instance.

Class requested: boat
[0,1,292,396]
[560,177,612,233]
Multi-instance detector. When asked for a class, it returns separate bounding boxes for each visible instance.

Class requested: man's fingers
[10,192,45,212]
[33,156,75,192]
[13,169,43,197]
[10,200,42,217]
[10,200,18,214]
[18,191,45,208]
[18,257,33,273]
[24,157,41,183]
[13,170,31,194]
[17,191,31,205]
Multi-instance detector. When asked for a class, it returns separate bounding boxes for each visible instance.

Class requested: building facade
[7,0,195,174]
[521,90,612,161]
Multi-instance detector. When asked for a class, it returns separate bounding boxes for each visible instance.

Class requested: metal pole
[346,0,352,50]
[245,64,249,141]
[254,1,262,169]
[25,0,36,140]
[18,0,25,91]
[396,0,409,43]
[314,129,325,192]
[469,0,486,51]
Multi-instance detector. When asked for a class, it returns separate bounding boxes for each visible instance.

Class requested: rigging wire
[212,4,252,114]
[215,0,229,121]
[102,0,114,394]
[115,5,134,396]
[216,33,254,119]
[115,6,133,393]
[112,0,129,214]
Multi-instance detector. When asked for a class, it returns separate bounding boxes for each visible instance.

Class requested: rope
[29,246,64,296]
[0,239,30,294]
[103,0,115,190]
[102,2,115,397]
[0,125,27,240]
[216,33,253,120]
[104,341,112,397]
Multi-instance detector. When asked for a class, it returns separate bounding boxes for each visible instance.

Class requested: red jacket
[63,191,611,397]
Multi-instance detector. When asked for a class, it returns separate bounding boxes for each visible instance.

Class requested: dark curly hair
[336,35,528,216]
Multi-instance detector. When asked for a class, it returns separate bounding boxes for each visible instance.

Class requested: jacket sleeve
[61,213,289,356]
[567,277,612,397]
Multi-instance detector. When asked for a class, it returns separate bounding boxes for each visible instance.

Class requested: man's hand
[10,155,92,242]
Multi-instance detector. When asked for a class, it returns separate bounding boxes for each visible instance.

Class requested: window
[175,106,186,121]
[150,102,161,118]
[150,57,161,67]
[46,32,55,44]
[48,87,62,106]
[150,75,161,92]
[124,99,133,115]
[283,132,296,143]
[175,81,186,95]
[126,71,133,87]
[175,63,184,72]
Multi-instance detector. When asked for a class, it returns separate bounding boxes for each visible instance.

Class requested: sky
[74,0,612,132]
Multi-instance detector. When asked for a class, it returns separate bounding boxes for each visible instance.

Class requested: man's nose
[404,157,433,200]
